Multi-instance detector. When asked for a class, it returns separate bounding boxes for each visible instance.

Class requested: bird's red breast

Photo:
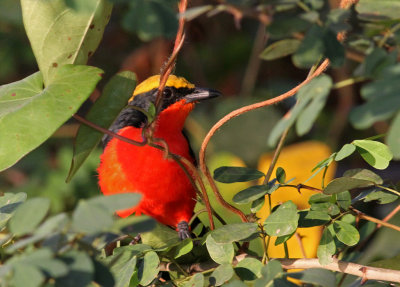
[98,100,197,227]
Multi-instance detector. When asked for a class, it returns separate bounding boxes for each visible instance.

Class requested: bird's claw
[177,221,191,240]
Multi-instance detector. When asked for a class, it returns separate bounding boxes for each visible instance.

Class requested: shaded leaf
[72,200,113,234]
[9,197,50,236]
[112,215,156,236]
[251,197,265,213]
[369,254,400,270]
[0,192,27,230]
[214,166,264,183]
[206,234,234,264]
[211,223,259,243]
[210,264,234,286]
[323,177,374,195]
[308,194,332,204]
[356,0,400,21]
[264,201,299,236]
[276,167,286,184]
[260,39,301,61]
[336,191,351,210]
[21,0,112,85]
[292,25,325,68]
[364,190,398,204]
[343,168,383,184]
[107,250,137,287]
[298,210,330,228]
[184,273,204,287]
[235,258,263,281]
[11,264,44,287]
[174,238,193,259]
[87,193,141,214]
[67,71,137,181]
[0,65,102,172]
[387,111,400,159]
[288,268,336,287]
[311,202,340,216]
[233,185,270,204]
[140,223,180,250]
[138,251,160,286]
[254,260,283,287]
[56,250,94,287]
[353,140,393,169]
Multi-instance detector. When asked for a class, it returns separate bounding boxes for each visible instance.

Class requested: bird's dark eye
[163,87,174,99]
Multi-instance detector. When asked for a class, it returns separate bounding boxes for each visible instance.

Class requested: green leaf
[214,166,264,183]
[21,0,112,85]
[350,65,400,129]
[264,201,299,237]
[275,232,294,245]
[333,221,360,246]
[369,254,400,270]
[356,0,400,21]
[254,260,283,287]
[235,258,263,281]
[353,140,393,169]
[298,210,330,228]
[317,227,336,265]
[288,269,336,287]
[122,0,178,41]
[112,215,156,235]
[260,39,301,61]
[311,202,340,216]
[93,260,115,287]
[335,144,356,161]
[206,234,234,264]
[292,25,324,68]
[296,75,332,136]
[323,177,374,195]
[276,167,286,184]
[0,192,27,230]
[184,273,204,287]
[67,71,137,181]
[308,194,332,204]
[87,193,141,214]
[140,223,180,249]
[251,197,265,213]
[56,250,94,287]
[72,200,113,234]
[322,29,345,67]
[336,191,351,210]
[0,65,103,172]
[138,251,160,286]
[364,190,398,204]
[354,48,397,78]
[11,264,44,287]
[107,250,137,287]
[343,168,383,184]
[232,185,270,204]
[9,197,50,236]
[211,223,259,243]
[387,111,400,159]
[174,238,193,259]
[210,264,234,286]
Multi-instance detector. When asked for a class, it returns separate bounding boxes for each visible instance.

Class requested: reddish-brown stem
[351,207,400,232]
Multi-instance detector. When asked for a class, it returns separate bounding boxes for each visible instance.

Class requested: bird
[97,75,220,239]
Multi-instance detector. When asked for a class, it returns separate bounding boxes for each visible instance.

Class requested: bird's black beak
[184,87,221,103]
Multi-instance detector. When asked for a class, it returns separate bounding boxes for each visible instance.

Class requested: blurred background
[1,0,399,266]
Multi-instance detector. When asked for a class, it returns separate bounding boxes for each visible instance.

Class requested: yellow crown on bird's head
[129,75,195,102]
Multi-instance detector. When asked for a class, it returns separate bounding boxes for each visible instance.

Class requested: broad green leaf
[288,269,336,287]
[326,9,351,33]
[251,197,265,213]
[298,210,330,228]
[140,223,180,249]
[138,251,160,286]
[356,0,400,21]
[292,25,324,68]
[264,201,299,236]
[211,223,259,243]
[108,252,137,287]
[267,16,311,39]
[224,280,248,287]
[336,191,351,210]
[323,177,374,195]
[308,194,332,204]
[333,221,360,246]
[72,200,113,234]
[184,273,204,287]
[112,216,156,236]
[93,260,115,287]
[67,71,137,181]
[174,238,193,258]
[87,193,141,214]
[335,144,356,161]
[350,65,400,129]
[206,234,234,264]
[296,75,332,136]
[275,232,294,245]
[0,192,27,230]
[11,264,44,287]
[364,190,398,204]
[235,258,263,281]
[210,264,234,286]
[353,140,393,169]
[369,254,400,270]
[387,111,400,159]
[254,260,283,287]
[311,202,339,216]
[122,0,178,41]
[21,0,112,85]
[354,48,397,78]
[276,167,286,184]
[343,168,383,184]
[317,227,336,265]
[0,65,103,172]
[233,185,270,204]
[9,197,50,236]
[56,250,94,287]
[214,166,264,183]
[322,29,345,67]
[260,39,301,61]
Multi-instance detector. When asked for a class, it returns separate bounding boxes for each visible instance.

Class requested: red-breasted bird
[98,75,220,239]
